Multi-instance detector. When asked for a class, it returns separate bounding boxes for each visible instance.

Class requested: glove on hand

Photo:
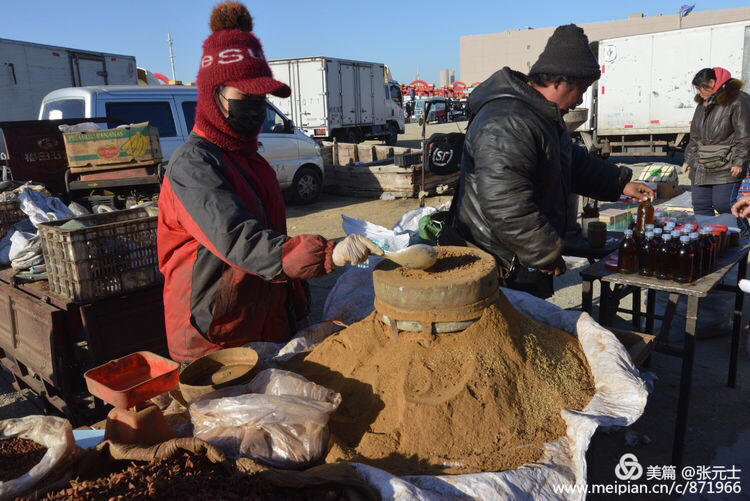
[332,234,384,267]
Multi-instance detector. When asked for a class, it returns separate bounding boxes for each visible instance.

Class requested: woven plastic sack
[0,416,76,500]
[190,370,341,469]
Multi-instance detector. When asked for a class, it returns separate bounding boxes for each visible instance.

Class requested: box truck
[1,38,138,123]
[574,21,750,157]
[268,57,405,144]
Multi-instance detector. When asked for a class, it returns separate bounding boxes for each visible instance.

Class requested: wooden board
[611,328,656,367]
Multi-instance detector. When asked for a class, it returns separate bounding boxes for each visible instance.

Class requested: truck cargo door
[71,53,108,86]
[358,65,374,124]
[297,60,326,129]
[340,64,356,126]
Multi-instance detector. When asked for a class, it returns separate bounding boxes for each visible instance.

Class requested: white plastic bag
[0,415,76,500]
[189,370,341,469]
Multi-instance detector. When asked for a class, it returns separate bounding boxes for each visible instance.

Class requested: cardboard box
[656,180,679,200]
[64,122,162,172]
[637,163,678,183]
[599,208,632,230]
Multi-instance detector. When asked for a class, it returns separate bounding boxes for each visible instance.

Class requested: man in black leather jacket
[451,25,653,298]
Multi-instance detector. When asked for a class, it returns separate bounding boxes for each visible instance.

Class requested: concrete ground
[1,121,748,498]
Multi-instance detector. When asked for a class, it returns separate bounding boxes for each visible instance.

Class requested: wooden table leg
[582,277,593,314]
[672,295,699,469]
[646,289,656,334]
[728,255,748,388]
[599,282,610,326]
[632,287,642,330]
[658,293,681,343]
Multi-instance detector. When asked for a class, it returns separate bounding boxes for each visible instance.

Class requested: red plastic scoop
[84,351,179,409]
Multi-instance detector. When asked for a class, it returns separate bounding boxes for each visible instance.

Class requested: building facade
[460,7,750,84]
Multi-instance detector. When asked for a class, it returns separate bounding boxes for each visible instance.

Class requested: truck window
[262,104,289,134]
[181,101,197,132]
[41,99,85,120]
[105,101,177,137]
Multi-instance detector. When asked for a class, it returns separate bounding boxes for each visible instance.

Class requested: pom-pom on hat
[197,1,290,98]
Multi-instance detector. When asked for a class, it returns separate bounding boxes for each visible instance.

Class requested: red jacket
[158,132,334,363]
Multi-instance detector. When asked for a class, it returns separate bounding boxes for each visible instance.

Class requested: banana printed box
[63,122,162,172]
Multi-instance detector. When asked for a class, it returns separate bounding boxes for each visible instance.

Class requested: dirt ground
[1,120,748,499]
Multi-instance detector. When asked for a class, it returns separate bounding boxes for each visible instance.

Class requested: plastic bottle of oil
[676,235,695,283]
[653,227,663,246]
[690,232,703,279]
[700,228,713,275]
[617,229,638,274]
[635,198,654,239]
[657,233,675,280]
[639,231,655,276]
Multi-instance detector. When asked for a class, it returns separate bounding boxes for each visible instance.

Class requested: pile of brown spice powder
[290,292,595,475]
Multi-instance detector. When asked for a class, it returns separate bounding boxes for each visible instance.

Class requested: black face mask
[221,94,266,137]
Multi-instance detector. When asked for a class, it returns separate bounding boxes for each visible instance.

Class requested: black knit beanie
[529,24,600,80]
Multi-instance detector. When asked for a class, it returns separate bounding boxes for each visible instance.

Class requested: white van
[39,85,325,203]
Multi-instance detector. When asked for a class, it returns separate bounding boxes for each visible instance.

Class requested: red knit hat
[197,2,290,98]
[194,2,289,152]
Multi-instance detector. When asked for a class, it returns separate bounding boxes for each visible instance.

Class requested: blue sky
[3,1,748,85]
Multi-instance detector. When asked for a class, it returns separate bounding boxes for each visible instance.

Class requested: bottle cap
[680,235,690,243]
[645,231,654,238]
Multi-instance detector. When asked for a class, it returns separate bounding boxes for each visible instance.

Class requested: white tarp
[253,208,649,500]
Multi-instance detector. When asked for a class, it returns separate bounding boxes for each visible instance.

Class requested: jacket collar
[468,67,564,127]
[694,78,744,107]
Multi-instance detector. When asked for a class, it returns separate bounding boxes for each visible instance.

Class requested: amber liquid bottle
[617,229,638,274]
[700,228,713,276]
[639,231,655,276]
[676,235,695,283]
[635,199,654,239]
[657,234,675,280]
[690,232,703,279]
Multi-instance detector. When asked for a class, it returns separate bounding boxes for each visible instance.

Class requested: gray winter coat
[685,78,750,185]
[451,67,630,270]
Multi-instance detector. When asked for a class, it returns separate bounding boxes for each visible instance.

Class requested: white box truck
[268,57,405,145]
[575,21,750,157]
[1,38,138,123]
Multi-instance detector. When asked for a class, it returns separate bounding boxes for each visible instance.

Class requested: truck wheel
[384,123,398,146]
[291,166,322,204]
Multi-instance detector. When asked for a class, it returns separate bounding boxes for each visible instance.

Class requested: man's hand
[731,196,750,218]
[540,255,566,276]
[623,181,655,202]
[332,234,384,267]
[731,165,743,178]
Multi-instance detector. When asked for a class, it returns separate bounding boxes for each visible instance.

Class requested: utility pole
[168,32,176,82]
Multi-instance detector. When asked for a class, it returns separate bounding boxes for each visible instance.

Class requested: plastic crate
[0,200,26,239]
[38,208,161,303]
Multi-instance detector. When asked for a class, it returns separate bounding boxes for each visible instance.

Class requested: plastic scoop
[382,244,438,270]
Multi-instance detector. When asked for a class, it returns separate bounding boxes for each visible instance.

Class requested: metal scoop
[382,244,438,270]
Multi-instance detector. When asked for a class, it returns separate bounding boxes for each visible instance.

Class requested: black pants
[691,181,740,216]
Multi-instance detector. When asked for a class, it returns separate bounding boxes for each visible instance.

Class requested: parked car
[39,85,324,203]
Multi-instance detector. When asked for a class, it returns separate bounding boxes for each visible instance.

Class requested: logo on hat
[201,47,265,68]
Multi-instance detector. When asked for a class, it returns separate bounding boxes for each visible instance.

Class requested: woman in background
[683,67,750,216]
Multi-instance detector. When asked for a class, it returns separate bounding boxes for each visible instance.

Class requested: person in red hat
[158,2,381,363]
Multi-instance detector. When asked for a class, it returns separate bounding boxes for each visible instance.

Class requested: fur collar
[694,78,744,106]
